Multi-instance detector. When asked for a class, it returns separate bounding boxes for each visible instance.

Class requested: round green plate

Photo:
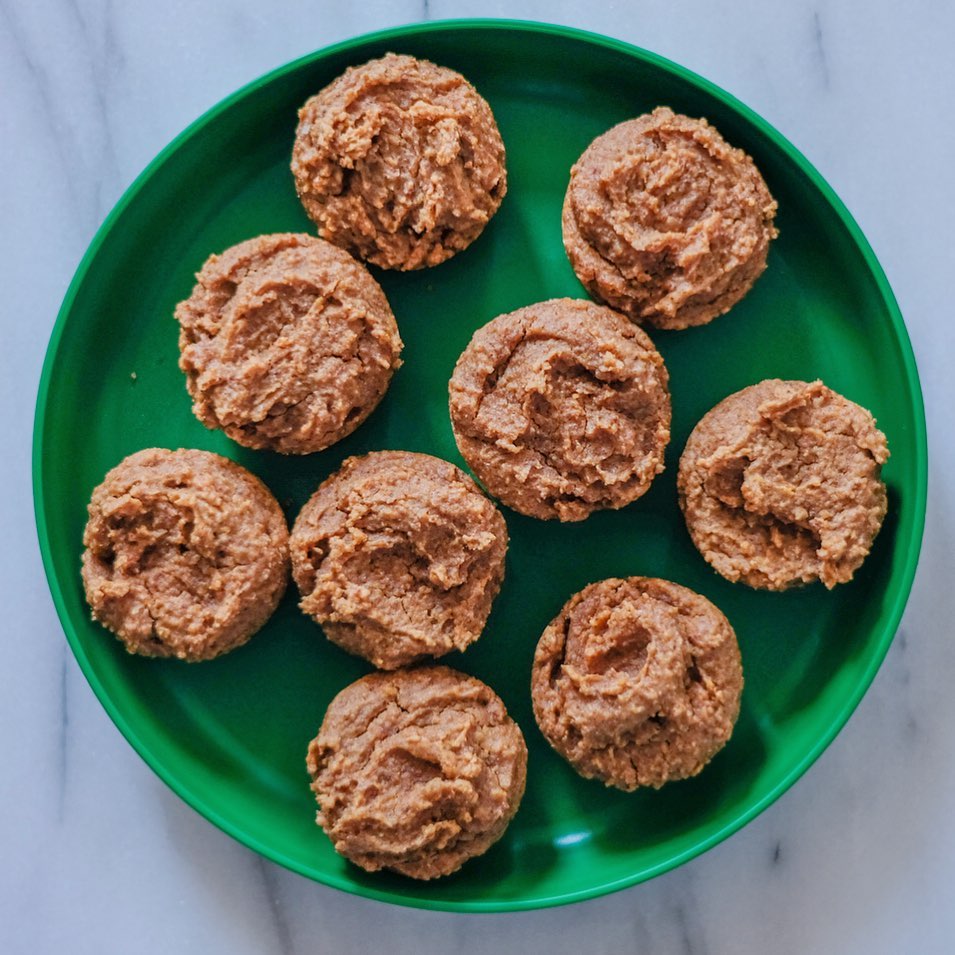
[33,20,926,911]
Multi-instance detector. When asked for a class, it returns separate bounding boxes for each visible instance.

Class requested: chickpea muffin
[290,451,508,669]
[449,298,671,521]
[563,107,778,329]
[678,379,890,590]
[291,53,507,270]
[81,448,289,662]
[307,666,527,879]
[176,232,402,455]
[531,577,743,790]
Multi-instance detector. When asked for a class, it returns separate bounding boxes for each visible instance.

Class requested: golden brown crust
[677,379,890,590]
[291,53,506,270]
[307,666,527,879]
[531,577,742,790]
[175,233,402,455]
[81,448,289,661]
[448,298,671,521]
[562,108,778,329]
[289,452,507,669]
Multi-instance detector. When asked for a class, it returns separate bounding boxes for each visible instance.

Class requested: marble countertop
[3,1,951,952]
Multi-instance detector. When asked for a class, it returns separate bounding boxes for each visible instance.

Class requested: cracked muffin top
[81,448,289,662]
[292,53,507,270]
[307,666,527,879]
[448,298,671,521]
[563,107,778,329]
[290,451,508,669]
[531,576,742,790]
[678,379,889,589]
[175,232,402,455]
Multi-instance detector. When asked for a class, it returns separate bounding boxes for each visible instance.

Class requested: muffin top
[531,576,742,790]
[290,451,508,669]
[678,379,890,589]
[563,107,778,329]
[307,666,527,879]
[175,233,402,454]
[292,53,507,270]
[449,298,671,521]
[81,448,289,661]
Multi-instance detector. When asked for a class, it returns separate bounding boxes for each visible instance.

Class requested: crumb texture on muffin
[307,666,527,879]
[678,379,890,589]
[449,297,671,521]
[290,451,507,669]
[81,448,289,661]
[292,53,507,270]
[531,576,742,790]
[562,107,778,329]
[176,232,402,455]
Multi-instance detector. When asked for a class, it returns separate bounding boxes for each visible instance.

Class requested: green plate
[33,20,926,911]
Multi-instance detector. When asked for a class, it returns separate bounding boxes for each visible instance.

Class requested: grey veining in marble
[2,1,953,953]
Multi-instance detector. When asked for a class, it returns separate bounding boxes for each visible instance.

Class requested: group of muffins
[80,52,891,881]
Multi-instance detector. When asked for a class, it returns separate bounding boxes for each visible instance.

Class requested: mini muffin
[290,451,507,669]
[81,448,289,662]
[562,107,778,330]
[531,577,742,790]
[176,233,402,455]
[291,53,507,270]
[448,298,671,522]
[678,379,890,590]
[307,666,527,879]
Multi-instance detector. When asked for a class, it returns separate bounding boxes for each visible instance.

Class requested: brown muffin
[531,577,742,791]
[176,233,402,455]
[289,451,507,669]
[562,107,778,330]
[307,666,527,879]
[448,298,671,522]
[81,448,289,662]
[291,53,507,270]
[678,379,890,590]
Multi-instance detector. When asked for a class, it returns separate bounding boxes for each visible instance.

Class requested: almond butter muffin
[307,666,527,879]
[290,451,507,670]
[291,53,507,270]
[176,233,402,454]
[81,448,289,662]
[562,107,778,330]
[448,298,671,522]
[531,577,742,791]
[678,379,890,590]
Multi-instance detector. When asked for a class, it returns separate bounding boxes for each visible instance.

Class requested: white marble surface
[2,1,952,951]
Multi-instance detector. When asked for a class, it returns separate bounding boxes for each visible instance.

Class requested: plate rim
[32,17,928,912]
